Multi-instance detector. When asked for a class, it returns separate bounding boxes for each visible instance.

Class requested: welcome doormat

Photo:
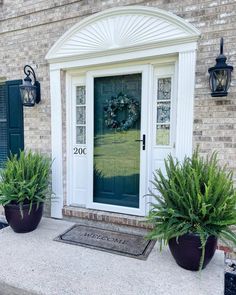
[54,224,155,260]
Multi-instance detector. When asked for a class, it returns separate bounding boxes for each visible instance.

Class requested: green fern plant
[0,151,51,214]
[147,149,236,270]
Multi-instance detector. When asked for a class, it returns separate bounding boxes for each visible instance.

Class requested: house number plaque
[73,147,87,155]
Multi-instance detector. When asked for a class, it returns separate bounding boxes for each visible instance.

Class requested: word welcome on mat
[55,224,155,260]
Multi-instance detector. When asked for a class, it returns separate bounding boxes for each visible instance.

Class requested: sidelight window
[76,86,86,145]
[156,77,172,146]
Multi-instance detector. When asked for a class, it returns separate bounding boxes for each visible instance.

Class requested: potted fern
[147,150,236,271]
[0,151,51,233]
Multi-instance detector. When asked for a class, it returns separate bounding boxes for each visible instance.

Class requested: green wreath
[103,92,140,131]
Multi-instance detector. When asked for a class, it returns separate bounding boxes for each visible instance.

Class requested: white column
[50,67,63,218]
[175,50,197,161]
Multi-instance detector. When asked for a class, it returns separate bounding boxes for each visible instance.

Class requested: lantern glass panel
[20,85,37,106]
[212,69,229,92]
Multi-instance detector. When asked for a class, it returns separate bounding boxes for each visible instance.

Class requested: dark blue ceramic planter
[168,233,217,271]
[4,202,44,233]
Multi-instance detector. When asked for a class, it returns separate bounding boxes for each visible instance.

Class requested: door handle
[135,134,146,150]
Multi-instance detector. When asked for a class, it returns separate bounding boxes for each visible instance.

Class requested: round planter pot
[4,202,44,233]
[168,233,217,271]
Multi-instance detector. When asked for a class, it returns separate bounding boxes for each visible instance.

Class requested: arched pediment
[46,6,200,62]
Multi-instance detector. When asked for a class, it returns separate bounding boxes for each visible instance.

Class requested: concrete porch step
[0,218,224,295]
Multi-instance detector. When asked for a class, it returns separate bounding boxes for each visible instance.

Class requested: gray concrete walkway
[0,218,224,295]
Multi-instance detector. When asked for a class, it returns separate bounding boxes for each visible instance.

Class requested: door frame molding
[86,65,151,216]
[47,6,199,218]
[50,50,197,219]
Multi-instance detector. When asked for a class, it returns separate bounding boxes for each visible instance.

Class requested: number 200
[73,147,87,155]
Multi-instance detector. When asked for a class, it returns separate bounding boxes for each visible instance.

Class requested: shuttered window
[0,80,24,167]
[0,83,8,167]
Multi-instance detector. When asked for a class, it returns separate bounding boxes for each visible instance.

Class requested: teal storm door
[93,74,142,208]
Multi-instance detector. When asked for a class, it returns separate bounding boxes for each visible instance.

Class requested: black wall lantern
[208,38,233,97]
[20,65,41,107]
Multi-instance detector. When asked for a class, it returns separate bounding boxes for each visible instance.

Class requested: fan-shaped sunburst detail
[46,7,200,60]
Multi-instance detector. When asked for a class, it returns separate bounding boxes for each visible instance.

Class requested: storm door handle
[135,134,146,150]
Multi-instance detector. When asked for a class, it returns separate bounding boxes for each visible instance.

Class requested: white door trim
[48,6,199,218]
[175,50,196,160]
[50,68,63,218]
[86,65,151,216]
[50,51,197,219]
[66,72,72,207]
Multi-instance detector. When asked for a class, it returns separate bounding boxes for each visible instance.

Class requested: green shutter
[0,83,8,166]
[6,80,24,157]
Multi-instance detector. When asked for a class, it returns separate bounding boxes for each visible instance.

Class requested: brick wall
[0,0,235,178]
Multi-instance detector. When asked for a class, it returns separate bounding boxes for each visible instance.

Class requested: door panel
[93,74,141,208]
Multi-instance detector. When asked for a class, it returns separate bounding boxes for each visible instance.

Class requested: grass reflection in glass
[94,129,140,179]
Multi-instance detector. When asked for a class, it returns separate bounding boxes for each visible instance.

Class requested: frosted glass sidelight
[156,124,170,146]
[76,86,86,105]
[76,106,86,125]
[157,78,171,100]
[156,77,172,145]
[157,102,170,123]
[76,126,86,144]
[76,86,86,145]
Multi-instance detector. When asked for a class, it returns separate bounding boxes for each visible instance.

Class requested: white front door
[67,62,177,216]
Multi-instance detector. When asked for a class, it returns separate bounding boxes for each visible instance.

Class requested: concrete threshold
[0,218,224,295]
